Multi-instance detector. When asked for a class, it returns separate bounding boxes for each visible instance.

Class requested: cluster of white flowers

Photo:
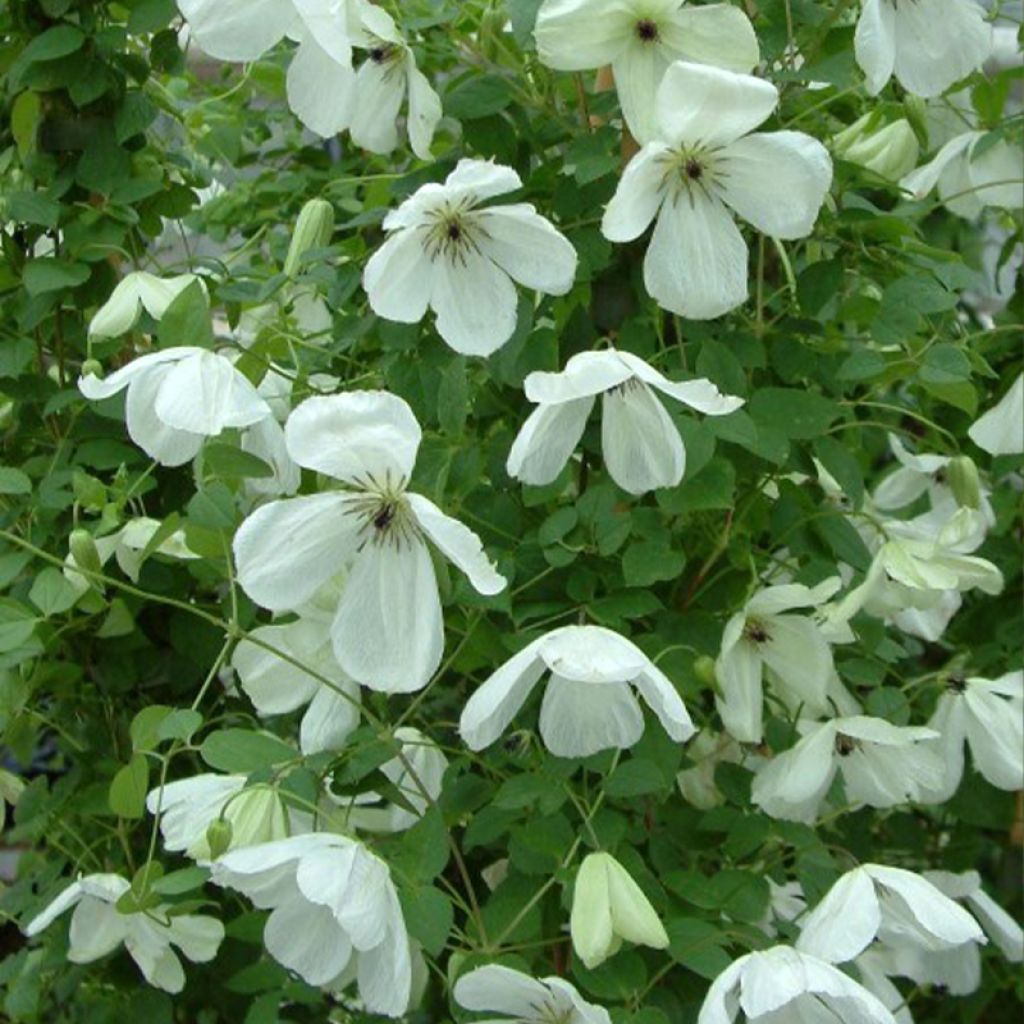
[27,0,1022,1019]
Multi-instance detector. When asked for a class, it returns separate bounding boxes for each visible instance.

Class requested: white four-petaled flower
[234,391,506,693]
[534,0,759,143]
[454,963,611,1024]
[363,159,578,356]
[459,624,694,757]
[602,61,833,319]
[507,347,743,494]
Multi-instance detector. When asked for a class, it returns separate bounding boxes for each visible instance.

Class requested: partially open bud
[570,851,669,969]
[834,113,920,182]
[948,455,981,510]
[69,528,102,578]
[284,198,335,278]
[205,818,233,860]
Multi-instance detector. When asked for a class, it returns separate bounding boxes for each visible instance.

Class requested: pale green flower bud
[284,198,335,278]
[948,455,981,510]
[834,114,920,181]
[570,851,669,969]
[205,818,233,860]
[213,785,288,858]
[69,528,102,578]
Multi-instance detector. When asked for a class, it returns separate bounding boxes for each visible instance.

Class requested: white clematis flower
[968,372,1024,456]
[146,774,292,862]
[210,833,411,1015]
[698,944,898,1024]
[233,391,506,693]
[88,271,205,338]
[854,0,992,97]
[454,963,611,1024]
[349,5,442,161]
[923,870,1023,964]
[507,347,743,494]
[79,347,272,467]
[571,851,669,969]
[714,578,842,743]
[534,0,759,144]
[751,716,943,823]
[919,670,1023,802]
[796,863,986,965]
[602,61,832,319]
[363,159,578,356]
[459,624,694,757]
[177,0,299,61]
[25,874,224,994]
[900,131,1023,219]
[232,592,362,755]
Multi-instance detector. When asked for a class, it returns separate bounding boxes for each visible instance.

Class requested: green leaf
[6,192,61,228]
[749,388,843,440]
[622,540,686,587]
[666,917,732,979]
[203,444,274,480]
[28,568,79,617]
[15,25,85,70]
[0,468,32,495]
[437,356,469,435]
[395,807,450,883]
[200,729,296,773]
[604,758,668,797]
[23,259,90,296]
[399,885,453,957]
[130,706,173,752]
[151,866,209,896]
[660,457,736,514]
[158,281,213,349]
[813,437,864,510]
[157,709,204,743]
[109,753,149,819]
[920,344,971,385]
[445,75,515,119]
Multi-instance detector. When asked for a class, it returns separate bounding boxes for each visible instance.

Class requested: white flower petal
[759,614,833,710]
[539,675,645,756]
[331,537,443,693]
[287,34,357,138]
[968,373,1024,456]
[285,390,422,485]
[234,493,363,612]
[524,350,633,404]
[655,62,778,148]
[506,397,595,486]
[602,143,673,242]
[231,620,325,714]
[265,896,352,986]
[534,0,632,70]
[633,666,695,742]
[853,0,897,96]
[454,964,552,1015]
[292,0,358,65]
[430,248,519,356]
[364,225,434,326]
[124,362,205,467]
[89,273,201,338]
[538,624,650,683]
[644,191,748,319]
[963,685,1024,790]
[476,205,578,294]
[300,682,361,755]
[616,350,743,414]
[407,493,506,596]
[751,722,838,823]
[348,57,404,155]
[179,0,296,61]
[67,898,131,963]
[966,139,1024,212]
[165,914,225,964]
[78,347,193,401]
[900,132,978,200]
[661,4,760,74]
[613,41,672,145]
[715,640,764,743]
[797,868,882,964]
[444,159,522,201]
[718,131,832,239]
[602,380,685,493]
[407,62,442,161]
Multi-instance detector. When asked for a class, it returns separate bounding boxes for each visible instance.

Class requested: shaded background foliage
[0,0,1021,1021]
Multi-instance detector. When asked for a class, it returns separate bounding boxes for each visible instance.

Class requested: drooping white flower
[602,61,832,319]
[919,671,1023,802]
[923,870,1023,963]
[337,727,447,833]
[534,0,758,144]
[459,624,694,757]
[348,5,442,161]
[88,271,206,338]
[210,833,411,1015]
[234,391,506,693]
[900,131,1023,219]
[79,348,272,467]
[714,578,842,743]
[506,347,742,494]
[454,963,611,1024]
[570,851,669,969]
[751,716,943,823]
[698,944,898,1024]
[796,864,986,965]
[968,372,1024,456]
[854,0,992,97]
[363,159,578,356]
[146,774,292,862]
[232,599,361,755]
[25,874,224,994]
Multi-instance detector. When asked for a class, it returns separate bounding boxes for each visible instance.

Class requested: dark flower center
[635,18,659,42]
[947,675,967,694]
[835,734,858,757]
[685,159,703,180]
[373,504,396,532]
[746,622,770,644]
[369,47,389,64]
[446,222,462,241]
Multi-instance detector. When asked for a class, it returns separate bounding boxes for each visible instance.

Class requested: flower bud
[69,528,102,577]
[902,94,929,146]
[570,851,669,969]
[81,358,103,378]
[834,113,920,181]
[693,655,717,687]
[205,818,233,860]
[284,198,335,278]
[947,455,981,510]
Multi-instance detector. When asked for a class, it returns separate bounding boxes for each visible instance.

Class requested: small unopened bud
[948,455,981,510]
[206,818,233,860]
[69,529,102,577]
[81,358,103,378]
[284,198,335,277]
[693,655,717,687]
[834,113,919,181]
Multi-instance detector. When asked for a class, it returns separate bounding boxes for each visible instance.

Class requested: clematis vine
[854,0,992,97]
[751,715,943,823]
[79,347,272,467]
[210,833,411,1016]
[459,624,694,757]
[534,0,759,143]
[233,391,506,692]
[363,159,578,355]
[602,61,832,319]
[25,874,224,994]
[454,964,611,1024]
[506,347,743,494]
